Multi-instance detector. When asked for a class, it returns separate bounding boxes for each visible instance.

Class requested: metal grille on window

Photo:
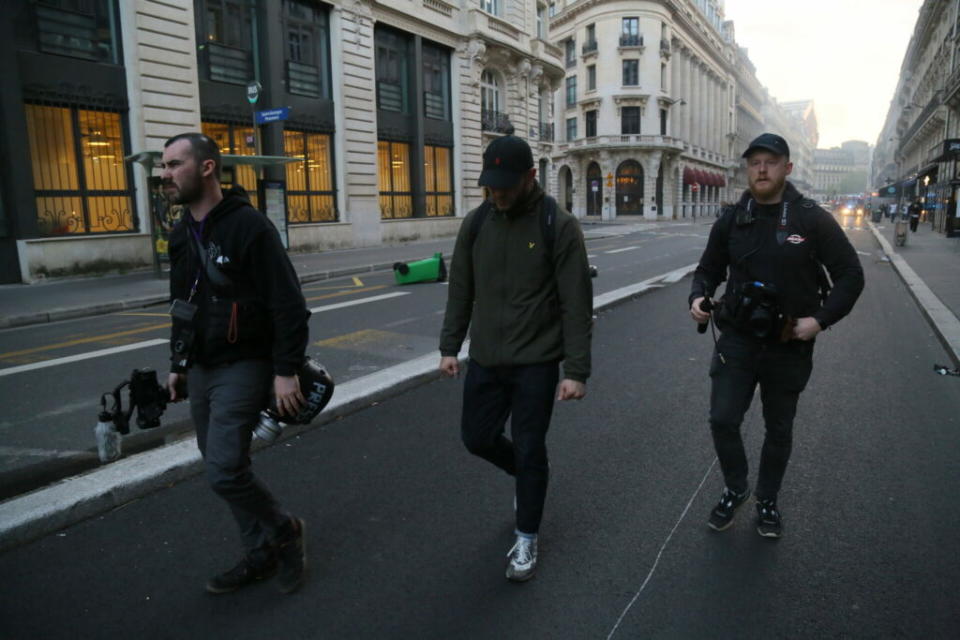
[35,0,118,64]
[424,146,454,217]
[378,141,413,219]
[285,130,336,223]
[25,105,134,236]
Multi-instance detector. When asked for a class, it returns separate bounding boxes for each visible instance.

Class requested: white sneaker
[505,535,538,582]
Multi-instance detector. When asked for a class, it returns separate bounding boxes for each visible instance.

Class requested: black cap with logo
[742,133,790,159]
[478,135,534,189]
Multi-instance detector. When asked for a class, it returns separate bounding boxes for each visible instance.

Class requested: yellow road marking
[312,328,399,348]
[304,284,386,303]
[0,322,171,360]
[302,277,365,293]
[353,277,363,287]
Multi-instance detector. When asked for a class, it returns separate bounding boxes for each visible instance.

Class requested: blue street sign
[255,107,291,124]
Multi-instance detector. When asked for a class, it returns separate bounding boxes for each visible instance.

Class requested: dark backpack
[466,195,558,263]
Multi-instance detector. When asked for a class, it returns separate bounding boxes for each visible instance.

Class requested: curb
[868,221,960,367]
[0,264,697,552]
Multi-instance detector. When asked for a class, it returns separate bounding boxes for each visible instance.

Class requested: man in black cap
[689,133,864,538]
[439,135,593,581]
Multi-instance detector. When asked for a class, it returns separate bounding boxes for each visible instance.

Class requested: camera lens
[252,411,283,443]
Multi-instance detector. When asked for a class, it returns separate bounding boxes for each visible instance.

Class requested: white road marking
[0,293,414,378]
[0,339,170,378]
[309,291,409,314]
[856,250,871,256]
[606,246,640,254]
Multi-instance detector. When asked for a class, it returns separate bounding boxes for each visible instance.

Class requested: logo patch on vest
[785,234,805,245]
[528,242,536,249]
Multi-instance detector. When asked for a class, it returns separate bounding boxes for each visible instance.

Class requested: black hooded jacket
[689,182,864,333]
[168,187,309,375]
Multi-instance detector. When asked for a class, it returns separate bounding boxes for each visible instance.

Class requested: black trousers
[461,360,559,534]
[189,359,291,553]
[709,331,814,500]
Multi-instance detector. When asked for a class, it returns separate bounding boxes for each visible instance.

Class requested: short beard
[168,175,204,206]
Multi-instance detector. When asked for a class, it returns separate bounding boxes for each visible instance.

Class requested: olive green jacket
[439,183,593,382]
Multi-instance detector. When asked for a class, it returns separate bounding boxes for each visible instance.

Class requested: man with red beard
[689,133,864,538]
[161,133,310,594]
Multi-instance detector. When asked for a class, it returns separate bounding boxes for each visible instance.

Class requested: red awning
[703,172,715,187]
[718,173,726,187]
[683,167,695,185]
[709,172,720,187]
[695,170,706,185]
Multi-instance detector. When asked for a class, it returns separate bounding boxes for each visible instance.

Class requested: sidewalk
[0,218,687,330]
[868,219,960,366]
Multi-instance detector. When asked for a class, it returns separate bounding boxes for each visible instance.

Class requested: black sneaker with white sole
[707,487,750,531]
[756,499,782,538]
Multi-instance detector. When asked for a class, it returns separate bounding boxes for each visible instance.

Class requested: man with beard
[161,133,310,593]
[439,135,593,581]
[689,133,864,538]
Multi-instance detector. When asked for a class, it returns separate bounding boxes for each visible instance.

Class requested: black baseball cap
[742,133,790,159]
[478,135,534,189]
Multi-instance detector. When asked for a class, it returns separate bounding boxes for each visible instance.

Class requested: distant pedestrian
[689,133,864,538]
[908,200,921,232]
[161,132,310,594]
[439,135,593,581]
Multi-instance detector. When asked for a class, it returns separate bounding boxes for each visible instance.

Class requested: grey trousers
[188,359,290,552]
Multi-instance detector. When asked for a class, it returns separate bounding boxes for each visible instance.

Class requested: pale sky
[723,0,924,149]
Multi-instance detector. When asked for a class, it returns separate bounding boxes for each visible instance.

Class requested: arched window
[481,71,500,113]
[616,160,644,216]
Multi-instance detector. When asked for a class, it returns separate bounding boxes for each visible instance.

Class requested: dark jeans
[188,359,291,552]
[709,332,814,501]
[461,360,559,534]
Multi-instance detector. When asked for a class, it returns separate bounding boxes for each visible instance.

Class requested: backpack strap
[466,200,494,253]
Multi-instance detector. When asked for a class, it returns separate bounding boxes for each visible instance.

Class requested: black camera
[736,281,782,339]
[104,368,183,435]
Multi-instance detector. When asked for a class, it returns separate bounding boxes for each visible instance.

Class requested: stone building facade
[873,0,960,235]
[0,0,564,283]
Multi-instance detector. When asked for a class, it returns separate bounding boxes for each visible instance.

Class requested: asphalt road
[1,222,958,638]
[0,223,709,496]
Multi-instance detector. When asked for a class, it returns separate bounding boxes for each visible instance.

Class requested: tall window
[480,0,499,16]
[587,65,596,91]
[284,0,330,99]
[565,39,576,68]
[621,106,641,134]
[424,146,454,217]
[284,130,336,223]
[548,2,556,17]
[25,105,134,236]
[566,117,577,142]
[621,17,640,46]
[481,70,501,113]
[35,0,120,63]
[377,141,412,219]
[565,76,577,107]
[536,5,545,39]
[200,0,257,85]
[660,109,667,135]
[422,43,451,121]
[661,62,667,89]
[201,121,259,209]
[623,60,639,86]
[585,110,597,138]
[375,28,410,113]
[585,24,596,48]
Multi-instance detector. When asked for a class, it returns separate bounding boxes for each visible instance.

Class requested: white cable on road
[606,458,717,639]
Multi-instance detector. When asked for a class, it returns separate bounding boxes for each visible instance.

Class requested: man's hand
[439,356,460,378]
[690,296,710,324]
[556,379,586,401]
[274,374,305,418]
[167,373,187,402]
[793,317,822,341]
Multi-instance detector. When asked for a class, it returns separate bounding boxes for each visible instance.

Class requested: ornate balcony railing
[582,41,598,55]
[481,109,513,134]
[619,35,643,47]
